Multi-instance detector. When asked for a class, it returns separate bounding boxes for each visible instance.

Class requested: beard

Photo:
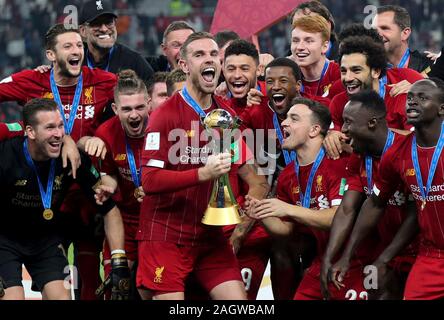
[56,57,80,78]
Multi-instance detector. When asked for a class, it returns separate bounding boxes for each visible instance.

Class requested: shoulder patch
[145,132,160,150]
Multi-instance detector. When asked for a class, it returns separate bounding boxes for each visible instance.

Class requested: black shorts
[0,234,69,292]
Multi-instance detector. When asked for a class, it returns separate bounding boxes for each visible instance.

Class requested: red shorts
[136,240,242,295]
[294,259,368,300]
[236,235,271,300]
[404,255,444,300]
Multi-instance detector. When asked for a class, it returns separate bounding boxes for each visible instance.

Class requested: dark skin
[329,80,444,293]
[320,101,390,299]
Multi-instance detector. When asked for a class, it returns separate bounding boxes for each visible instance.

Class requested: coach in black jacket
[79,0,154,82]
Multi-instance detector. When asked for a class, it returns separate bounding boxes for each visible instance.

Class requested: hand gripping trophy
[201,109,242,226]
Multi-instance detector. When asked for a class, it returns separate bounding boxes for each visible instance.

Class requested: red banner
[210,0,304,39]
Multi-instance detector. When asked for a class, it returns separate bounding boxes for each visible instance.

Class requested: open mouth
[272,93,286,108]
[344,82,361,95]
[129,120,141,129]
[230,81,248,93]
[406,108,420,118]
[97,34,111,40]
[201,67,216,83]
[296,53,309,59]
[283,128,290,139]
[68,57,81,67]
[48,141,62,152]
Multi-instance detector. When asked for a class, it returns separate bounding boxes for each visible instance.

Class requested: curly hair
[339,36,387,77]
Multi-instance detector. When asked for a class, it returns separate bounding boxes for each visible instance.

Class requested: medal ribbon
[411,121,444,206]
[379,75,387,99]
[182,86,207,119]
[50,68,83,135]
[125,138,141,188]
[388,48,410,69]
[23,139,56,211]
[273,112,296,165]
[86,46,115,72]
[294,147,325,208]
[364,130,395,196]
[300,59,330,95]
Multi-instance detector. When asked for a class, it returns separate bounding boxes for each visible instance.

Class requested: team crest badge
[84,86,94,104]
[154,266,165,283]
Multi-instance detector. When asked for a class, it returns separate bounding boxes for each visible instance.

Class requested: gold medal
[134,187,144,200]
[43,208,54,220]
[421,200,426,211]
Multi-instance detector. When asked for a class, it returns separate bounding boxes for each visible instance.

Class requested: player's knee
[2,286,25,300]
[210,280,247,300]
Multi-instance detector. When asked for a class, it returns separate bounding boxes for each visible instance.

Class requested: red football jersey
[276,154,347,256]
[137,91,243,246]
[301,61,340,99]
[94,116,143,221]
[375,133,444,255]
[0,66,116,141]
[386,67,424,86]
[329,90,412,132]
[327,67,424,99]
[346,143,417,257]
[226,80,266,117]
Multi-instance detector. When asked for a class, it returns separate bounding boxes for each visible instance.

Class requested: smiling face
[373,11,409,56]
[47,32,84,78]
[114,93,149,138]
[179,38,221,94]
[280,103,315,150]
[162,28,194,69]
[341,101,373,154]
[406,80,444,127]
[340,53,380,96]
[224,54,259,99]
[265,66,300,117]
[291,27,328,68]
[81,15,117,51]
[27,110,65,159]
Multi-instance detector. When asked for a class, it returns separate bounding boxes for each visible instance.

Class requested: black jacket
[429,47,444,80]
[83,42,154,82]
[408,49,432,75]
[146,55,171,72]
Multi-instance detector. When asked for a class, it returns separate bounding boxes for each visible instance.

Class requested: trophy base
[202,205,241,226]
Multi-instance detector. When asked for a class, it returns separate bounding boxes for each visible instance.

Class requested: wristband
[111,249,126,255]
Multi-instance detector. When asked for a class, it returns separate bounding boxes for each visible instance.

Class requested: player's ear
[179,58,189,75]
[111,102,118,115]
[79,24,87,38]
[371,68,381,80]
[309,124,322,138]
[368,117,378,129]
[295,80,302,93]
[401,27,411,42]
[25,125,36,140]
[438,103,444,117]
[46,49,56,63]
